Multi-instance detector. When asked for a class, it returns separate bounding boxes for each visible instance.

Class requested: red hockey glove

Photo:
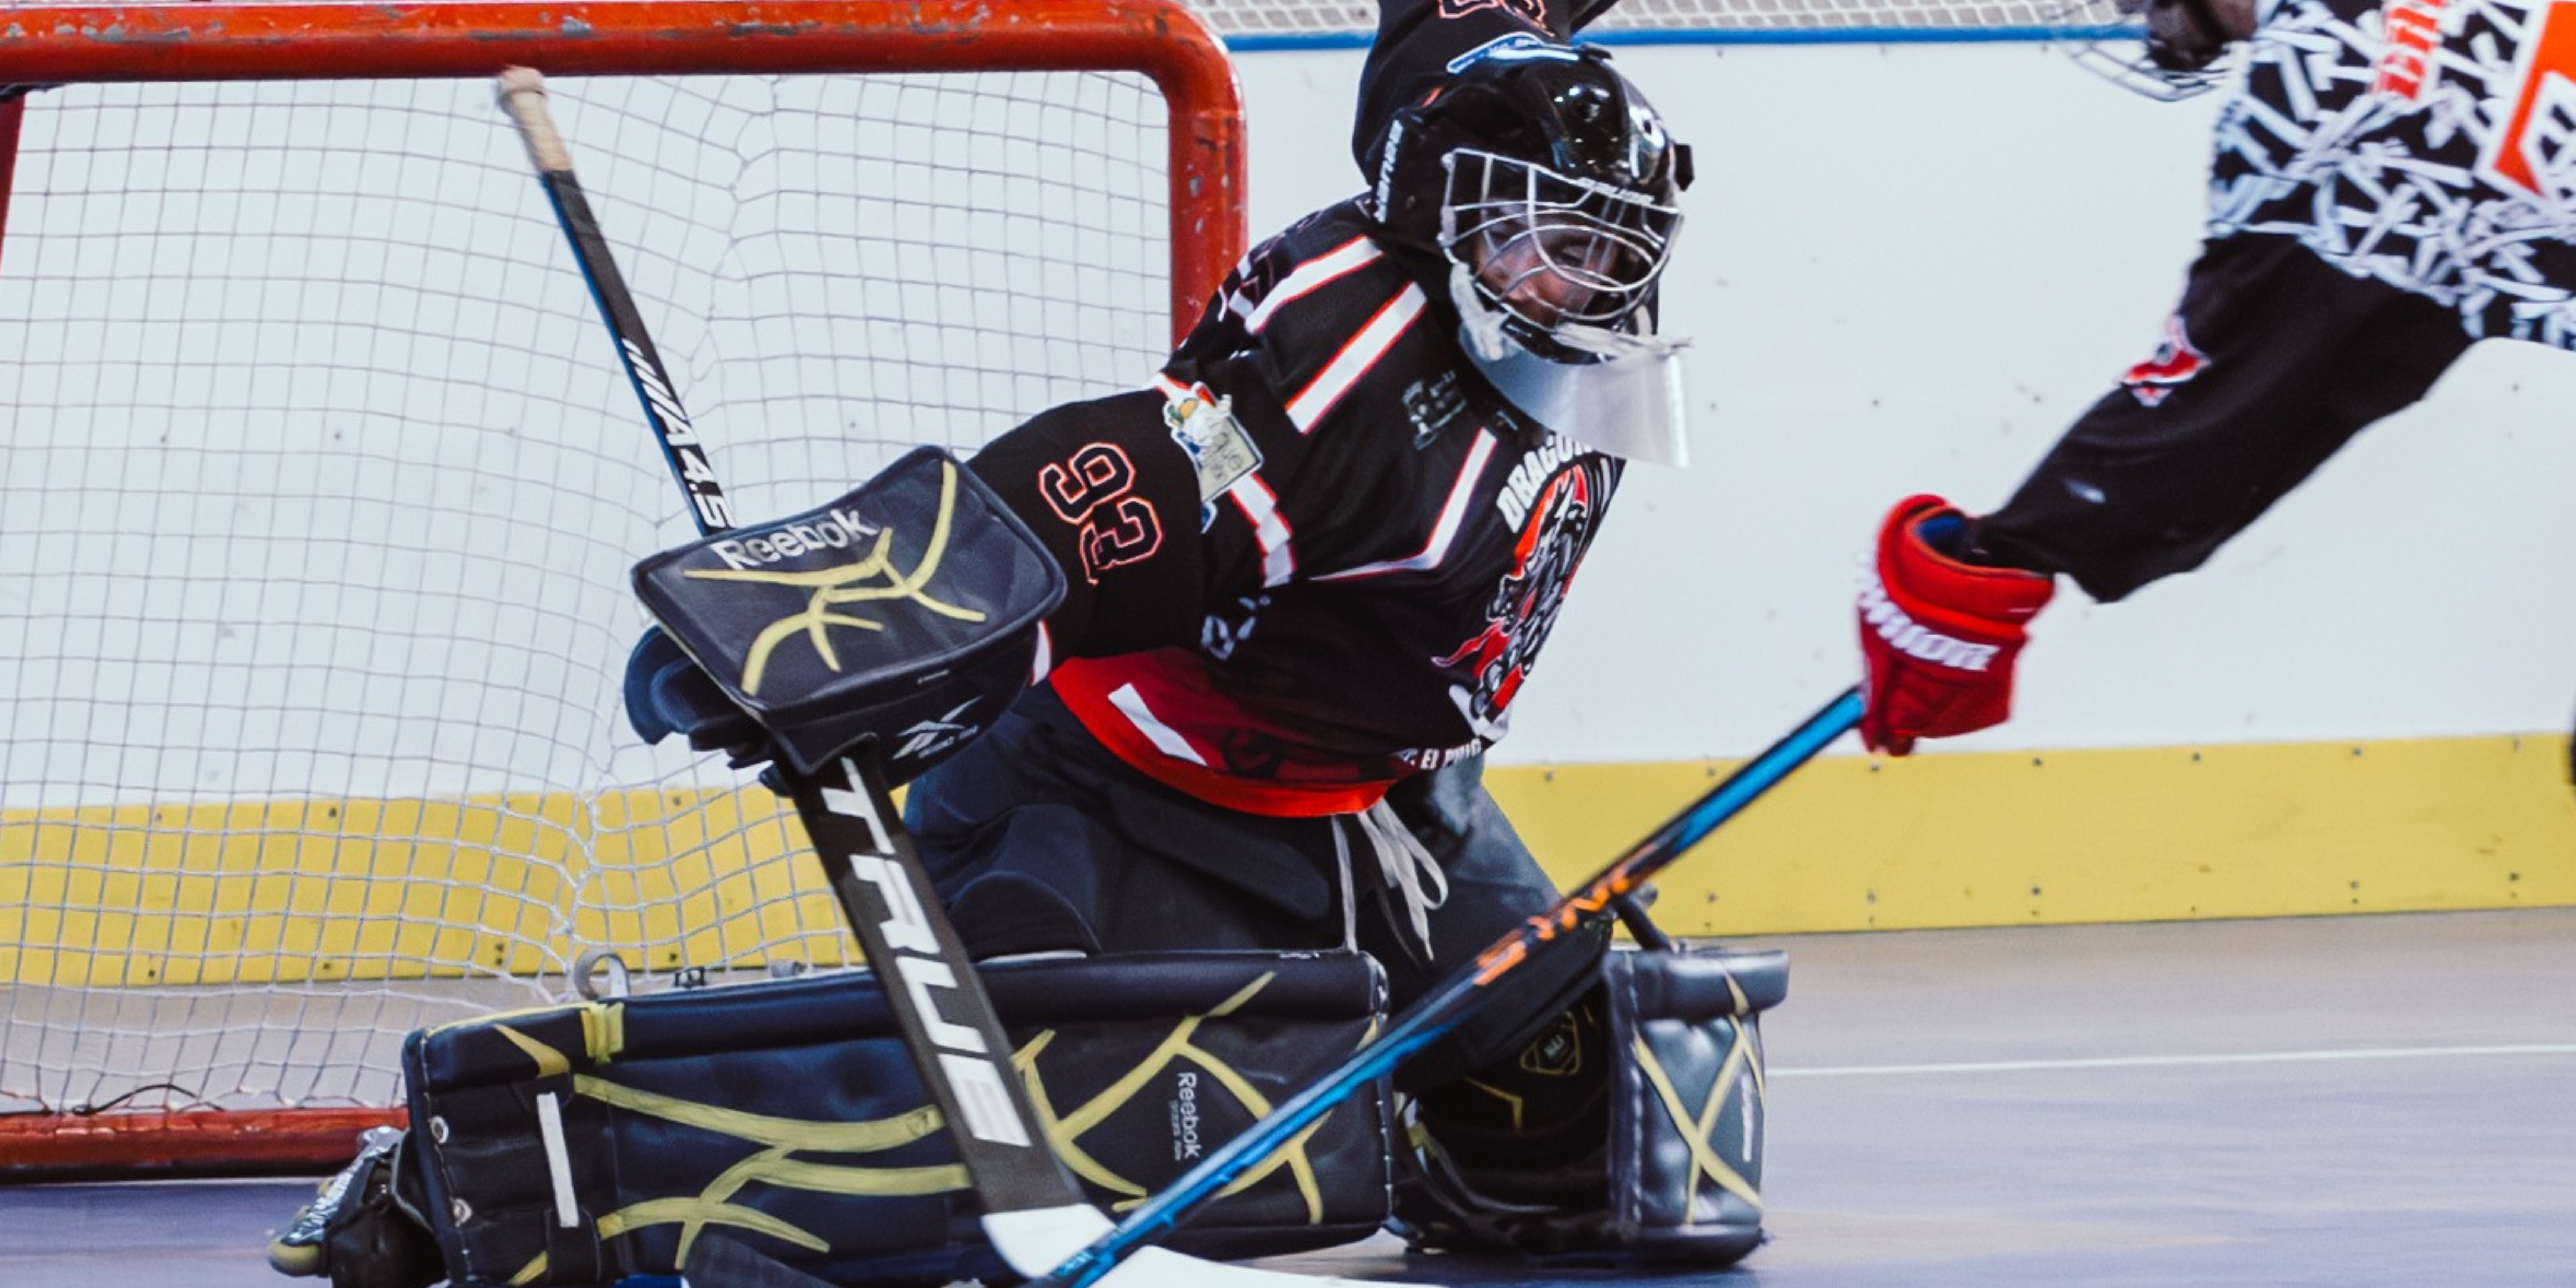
[1856,495,2055,755]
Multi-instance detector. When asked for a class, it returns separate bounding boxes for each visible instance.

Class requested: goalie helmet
[1368,42,1699,465]
[1371,41,1688,354]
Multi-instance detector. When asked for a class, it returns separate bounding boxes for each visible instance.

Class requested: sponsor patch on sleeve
[1162,381,1263,517]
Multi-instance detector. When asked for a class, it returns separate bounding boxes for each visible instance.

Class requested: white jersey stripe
[1226,472,1297,588]
[1315,429,1499,582]
[1107,682,1210,766]
[1287,282,1426,434]
[1027,621,1054,684]
[1241,235,1382,334]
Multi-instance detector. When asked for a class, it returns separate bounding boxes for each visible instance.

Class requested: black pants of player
[903,681,1605,1095]
[1980,233,2576,796]
[1974,231,2478,601]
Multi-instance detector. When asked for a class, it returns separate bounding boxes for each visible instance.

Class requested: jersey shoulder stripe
[1241,235,1383,335]
[1285,281,1429,433]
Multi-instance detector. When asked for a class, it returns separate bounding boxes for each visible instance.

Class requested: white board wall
[1234,40,2576,764]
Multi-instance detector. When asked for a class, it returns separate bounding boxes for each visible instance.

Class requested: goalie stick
[494,68,1371,1288]
[1034,686,1866,1288]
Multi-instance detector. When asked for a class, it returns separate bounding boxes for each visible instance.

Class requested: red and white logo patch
[2121,313,2210,407]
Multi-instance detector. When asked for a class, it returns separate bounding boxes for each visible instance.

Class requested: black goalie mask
[1371,42,1690,359]
[1370,42,1699,465]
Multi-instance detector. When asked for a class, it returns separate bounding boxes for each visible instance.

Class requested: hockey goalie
[268,1,1787,1284]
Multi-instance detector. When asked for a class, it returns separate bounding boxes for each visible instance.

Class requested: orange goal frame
[0,0,1244,1182]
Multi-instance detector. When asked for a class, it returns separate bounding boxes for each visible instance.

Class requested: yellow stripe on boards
[7,735,2572,986]
[1486,733,2576,934]
[0,786,851,988]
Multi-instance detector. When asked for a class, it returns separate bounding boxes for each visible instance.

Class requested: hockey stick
[495,69,732,539]
[496,69,1360,1287]
[1036,685,1866,1288]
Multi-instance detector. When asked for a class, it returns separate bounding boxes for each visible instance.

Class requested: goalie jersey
[956,0,1642,818]
[2216,0,2576,346]
[968,199,1623,818]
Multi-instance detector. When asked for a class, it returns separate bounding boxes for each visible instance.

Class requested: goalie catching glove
[1392,940,1789,1268]
[1856,495,2054,755]
[625,447,1064,782]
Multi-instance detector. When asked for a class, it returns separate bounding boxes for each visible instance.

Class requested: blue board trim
[1224,24,2137,53]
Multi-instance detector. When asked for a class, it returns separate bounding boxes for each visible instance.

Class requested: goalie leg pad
[1395,940,1787,1268]
[398,950,1391,1288]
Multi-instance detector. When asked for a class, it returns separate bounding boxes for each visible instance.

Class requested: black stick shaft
[497,66,1086,1226]
[498,67,733,538]
[783,752,1087,1214]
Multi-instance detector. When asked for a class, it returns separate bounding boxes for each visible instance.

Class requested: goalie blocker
[625,446,1065,782]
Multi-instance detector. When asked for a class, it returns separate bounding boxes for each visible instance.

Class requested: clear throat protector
[1450,264,1690,467]
[1439,148,1692,466]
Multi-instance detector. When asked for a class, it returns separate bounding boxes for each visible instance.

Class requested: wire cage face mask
[1439,148,1681,352]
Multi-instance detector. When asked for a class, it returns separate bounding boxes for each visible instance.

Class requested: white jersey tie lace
[1350,799,1451,957]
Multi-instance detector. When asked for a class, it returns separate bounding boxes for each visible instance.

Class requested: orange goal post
[0,0,1242,1181]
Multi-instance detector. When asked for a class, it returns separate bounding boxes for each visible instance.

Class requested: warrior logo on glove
[1855,495,2054,756]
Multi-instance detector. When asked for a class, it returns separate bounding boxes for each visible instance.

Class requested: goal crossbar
[0,0,1246,341]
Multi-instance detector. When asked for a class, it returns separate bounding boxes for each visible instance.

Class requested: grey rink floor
[4,908,2570,1288]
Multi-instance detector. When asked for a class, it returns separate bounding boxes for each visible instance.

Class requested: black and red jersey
[970,201,1624,817]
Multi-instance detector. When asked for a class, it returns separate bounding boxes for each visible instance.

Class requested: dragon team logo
[2120,314,2210,407]
[2483,0,2576,198]
[1434,452,1608,741]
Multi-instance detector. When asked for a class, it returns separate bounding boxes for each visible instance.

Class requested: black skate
[265,1125,442,1287]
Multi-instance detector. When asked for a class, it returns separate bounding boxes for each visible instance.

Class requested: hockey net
[0,0,1240,1180]
[0,0,2120,1184]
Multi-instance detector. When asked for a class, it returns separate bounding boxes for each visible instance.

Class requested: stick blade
[983,1204,1116,1278]
[1109,1247,1426,1288]
[985,1206,1423,1288]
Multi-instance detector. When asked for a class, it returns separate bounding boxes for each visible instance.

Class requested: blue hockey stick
[1035,686,1866,1288]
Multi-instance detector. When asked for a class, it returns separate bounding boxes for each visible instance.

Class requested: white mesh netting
[0,70,1170,1120]
[0,0,2119,1136]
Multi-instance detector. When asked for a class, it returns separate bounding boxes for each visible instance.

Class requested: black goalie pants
[903,679,1607,1095]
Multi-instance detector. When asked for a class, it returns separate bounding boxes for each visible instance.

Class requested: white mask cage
[1437,148,1681,345]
